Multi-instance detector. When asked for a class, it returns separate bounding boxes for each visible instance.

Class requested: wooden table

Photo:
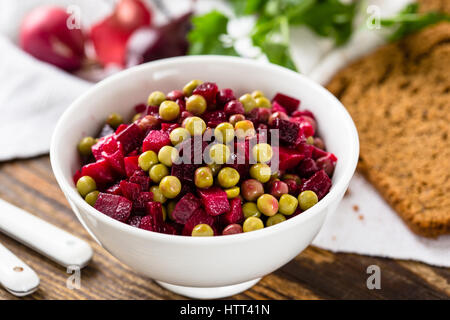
[0,156,448,300]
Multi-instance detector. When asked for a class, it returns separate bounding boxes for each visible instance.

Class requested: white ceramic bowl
[51,56,359,299]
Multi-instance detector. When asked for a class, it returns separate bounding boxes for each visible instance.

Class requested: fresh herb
[380,3,450,42]
[188,10,238,56]
[187,1,450,71]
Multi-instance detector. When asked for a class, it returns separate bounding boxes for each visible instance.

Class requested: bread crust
[326,12,450,237]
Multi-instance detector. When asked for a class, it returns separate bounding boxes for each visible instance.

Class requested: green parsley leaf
[187,11,238,56]
[229,0,266,16]
[380,3,450,42]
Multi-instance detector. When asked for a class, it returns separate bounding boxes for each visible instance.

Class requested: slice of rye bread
[326,4,450,237]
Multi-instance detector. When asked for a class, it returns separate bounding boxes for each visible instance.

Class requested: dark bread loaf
[326,2,450,237]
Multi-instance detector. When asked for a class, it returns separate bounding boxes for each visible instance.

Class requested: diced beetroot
[106,182,122,195]
[142,130,170,153]
[172,193,202,224]
[311,146,328,159]
[179,110,193,124]
[161,122,180,132]
[128,215,142,227]
[316,154,336,177]
[129,170,150,191]
[124,156,139,177]
[171,163,201,183]
[146,201,164,231]
[300,170,332,200]
[291,116,315,137]
[127,150,139,157]
[198,187,230,217]
[133,191,153,214]
[224,100,244,116]
[217,88,235,107]
[182,208,215,236]
[203,110,227,128]
[166,90,184,101]
[119,181,141,201]
[193,82,218,106]
[159,222,178,235]
[147,105,159,115]
[176,98,186,112]
[134,103,147,114]
[271,101,287,114]
[220,198,243,225]
[139,215,154,231]
[285,179,300,196]
[246,108,270,125]
[73,170,82,185]
[102,148,125,176]
[94,193,132,222]
[115,124,128,135]
[115,123,143,155]
[270,118,303,146]
[272,93,300,115]
[297,158,318,178]
[92,135,119,161]
[277,146,305,171]
[291,109,315,120]
[296,142,313,158]
[299,120,315,137]
[177,181,195,198]
[81,159,115,187]
[166,221,184,235]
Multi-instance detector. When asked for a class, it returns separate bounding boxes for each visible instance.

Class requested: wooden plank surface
[0,156,448,300]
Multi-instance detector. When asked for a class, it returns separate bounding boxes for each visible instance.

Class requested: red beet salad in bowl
[73,80,337,237]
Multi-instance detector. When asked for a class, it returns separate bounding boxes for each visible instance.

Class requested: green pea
[217,167,240,188]
[242,202,261,218]
[255,97,271,108]
[243,216,264,232]
[249,163,271,183]
[266,213,286,227]
[239,94,257,113]
[147,91,166,106]
[183,80,203,96]
[298,190,318,211]
[150,185,167,204]
[76,176,97,197]
[195,167,214,189]
[159,176,181,199]
[149,164,169,183]
[186,94,207,115]
[138,151,159,171]
[106,112,123,128]
[278,194,298,215]
[159,100,180,121]
[78,137,95,156]
[158,146,178,167]
[85,191,99,206]
[191,224,214,237]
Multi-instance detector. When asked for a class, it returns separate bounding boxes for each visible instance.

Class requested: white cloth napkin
[1,0,449,267]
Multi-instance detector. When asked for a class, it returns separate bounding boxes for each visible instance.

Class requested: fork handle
[0,199,93,268]
[0,243,40,297]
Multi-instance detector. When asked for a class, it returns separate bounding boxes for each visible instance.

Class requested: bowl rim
[50,55,359,245]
